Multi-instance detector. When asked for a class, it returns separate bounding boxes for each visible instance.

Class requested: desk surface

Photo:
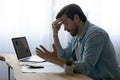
[3,54,93,80]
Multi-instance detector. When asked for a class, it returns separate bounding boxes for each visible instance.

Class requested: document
[21,62,64,73]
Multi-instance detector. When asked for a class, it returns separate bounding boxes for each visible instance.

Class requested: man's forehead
[60,14,67,22]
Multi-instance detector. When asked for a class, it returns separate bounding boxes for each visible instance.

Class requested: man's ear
[73,14,80,22]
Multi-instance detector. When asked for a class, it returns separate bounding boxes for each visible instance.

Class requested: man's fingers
[36,47,45,53]
[52,18,62,25]
[36,48,46,59]
[40,45,49,53]
[52,19,63,30]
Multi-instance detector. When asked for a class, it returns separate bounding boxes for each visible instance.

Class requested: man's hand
[36,44,65,67]
[52,19,63,35]
[36,44,57,62]
[52,19,63,51]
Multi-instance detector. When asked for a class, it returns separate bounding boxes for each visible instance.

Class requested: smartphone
[27,64,44,68]
[29,65,44,68]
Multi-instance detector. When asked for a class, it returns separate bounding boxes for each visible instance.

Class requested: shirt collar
[74,20,90,41]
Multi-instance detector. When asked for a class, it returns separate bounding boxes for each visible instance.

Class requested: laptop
[11,36,45,63]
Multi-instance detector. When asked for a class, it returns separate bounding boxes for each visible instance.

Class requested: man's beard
[70,25,78,37]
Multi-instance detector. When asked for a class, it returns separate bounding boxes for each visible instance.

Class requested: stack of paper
[21,62,64,73]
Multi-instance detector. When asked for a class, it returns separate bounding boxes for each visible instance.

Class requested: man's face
[61,14,78,36]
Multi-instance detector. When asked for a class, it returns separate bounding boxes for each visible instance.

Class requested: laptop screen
[12,37,32,60]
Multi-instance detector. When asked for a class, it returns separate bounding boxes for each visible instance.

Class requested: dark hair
[56,4,87,22]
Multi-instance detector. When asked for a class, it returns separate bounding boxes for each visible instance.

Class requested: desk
[3,54,93,80]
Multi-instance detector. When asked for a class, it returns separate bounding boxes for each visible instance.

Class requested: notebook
[11,36,45,63]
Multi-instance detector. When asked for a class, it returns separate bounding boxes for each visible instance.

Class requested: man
[36,4,120,80]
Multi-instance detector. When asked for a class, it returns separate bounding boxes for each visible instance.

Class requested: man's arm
[52,19,63,51]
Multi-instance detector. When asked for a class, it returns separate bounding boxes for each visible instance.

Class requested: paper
[21,62,64,73]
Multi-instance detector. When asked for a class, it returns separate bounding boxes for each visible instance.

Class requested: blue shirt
[58,20,120,79]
